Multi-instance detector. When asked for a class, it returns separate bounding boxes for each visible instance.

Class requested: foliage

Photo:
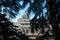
[0,0,60,40]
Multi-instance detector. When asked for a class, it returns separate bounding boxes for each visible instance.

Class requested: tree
[0,13,17,40]
[1,0,60,40]
[47,0,60,40]
[29,0,60,40]
[0,0,21,18]
[25,0,60,40]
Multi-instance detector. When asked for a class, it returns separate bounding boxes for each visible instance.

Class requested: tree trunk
[47,0,60,40]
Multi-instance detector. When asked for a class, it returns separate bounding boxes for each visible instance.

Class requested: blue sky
[12,2,30,22]
[12,0,47,22]
[12,0,35,22]
[1,0,47,22]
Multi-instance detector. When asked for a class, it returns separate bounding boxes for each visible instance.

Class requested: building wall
[13,13,31,34]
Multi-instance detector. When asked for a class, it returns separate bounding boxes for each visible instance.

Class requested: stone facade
[14,13,31,34]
